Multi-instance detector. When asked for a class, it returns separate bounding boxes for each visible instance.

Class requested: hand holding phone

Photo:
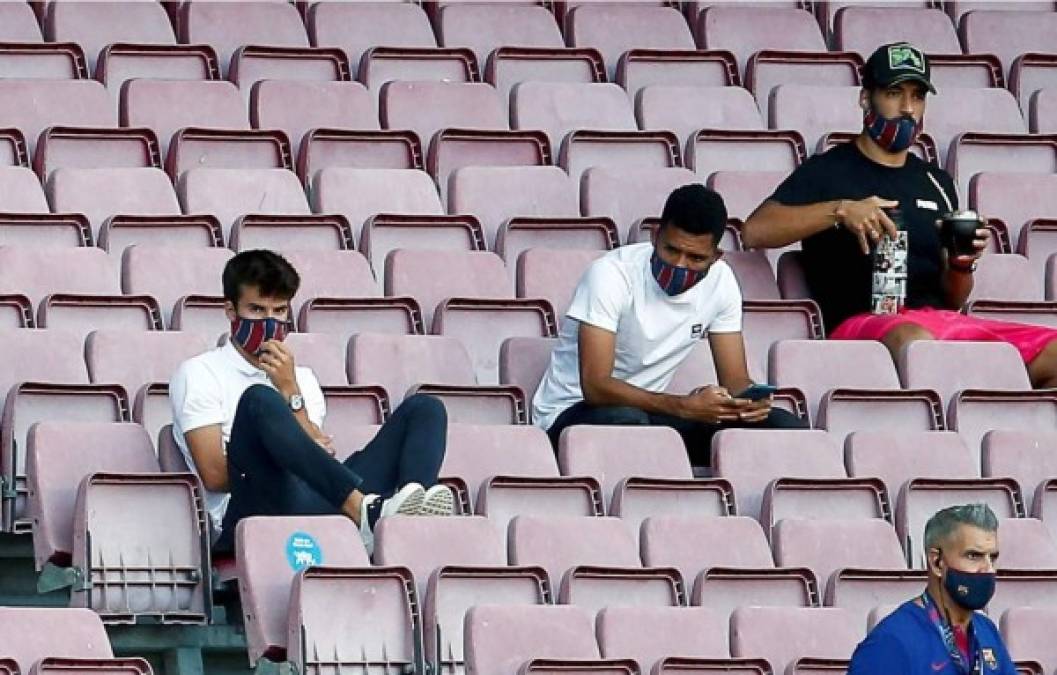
[736,383,778,401]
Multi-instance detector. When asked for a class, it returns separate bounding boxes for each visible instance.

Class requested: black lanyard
[920,593,982,675]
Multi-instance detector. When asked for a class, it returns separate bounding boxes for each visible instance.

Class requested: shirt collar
[222,339,265,377]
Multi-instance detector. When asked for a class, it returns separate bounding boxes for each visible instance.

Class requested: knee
[767,408,810,429]
[236,384,284,415]
[592,406,652,426]
[400,394,448,426]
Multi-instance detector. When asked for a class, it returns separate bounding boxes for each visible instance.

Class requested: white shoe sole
[383,483,426,518]
[419,484,455,516]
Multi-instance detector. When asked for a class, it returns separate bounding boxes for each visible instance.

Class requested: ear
[859,89,871,112]
[927,547,944,578]
[223,300,236,323]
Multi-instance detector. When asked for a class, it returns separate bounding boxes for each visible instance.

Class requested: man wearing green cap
[743,42,1057,388]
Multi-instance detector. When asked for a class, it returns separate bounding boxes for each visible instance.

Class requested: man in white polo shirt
[170,250,453,555]
[534,184,807,463]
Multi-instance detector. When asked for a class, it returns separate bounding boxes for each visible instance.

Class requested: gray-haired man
[849,504,1016,674]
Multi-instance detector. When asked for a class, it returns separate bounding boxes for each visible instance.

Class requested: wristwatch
[288,393,304,412]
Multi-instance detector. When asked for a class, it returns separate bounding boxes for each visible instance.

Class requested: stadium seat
[436,3,564,70]
[898,340,1054,454]
[834,7,962,57]
[723,250,781,300]
[706,171,785,222]
[0,608,114,672]
[280,249,381,319]
[0,246,119,310]
[971,173,1057,253]
[772,518,908,599]
[597,606,730,671]
[998,517,1057,569]
[46,167,181,243]
[121,245,233,330]
[925,88,1027,168]
[0,166,50,214]
[0,80,113,159]
[969,253,1045,303]
[687,129,807,181]
[250,81,378,160]
[464,605,606,675]
[844,431,979,503]
[120,79,248,158]
[696,6,827,79]
[178,168,309,241]
[565,5,696,80]
[983,430,1057,513]
[309,2,437,73]
[499,336,554,411]
[381,81,507,151]
[581,167,700,243]
[359,46,478,96]
[45,1,175,72]
[712,429,884,528]
[1031,88,1057,134]
[0,42,87,80]
[0,2,43,42]
[96,43,220,104]
[178,1,309,76]
[769,85,862,154]
[770,339,939,436]
[960,9,1057,79]
[228,45,353,102]
[374,515,545,673]
[636,85,764,151]
[729,607,861,674]
[947,135,1057,214]
[517,248,605,318]
[511,82,637,156]
[29,658,154,675]
[1001,607,1057,675]
[86,330,211,410]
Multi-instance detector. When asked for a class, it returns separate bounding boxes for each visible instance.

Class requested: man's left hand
[949,227,990,271]
[731,396,773,423]
[258,340,298,395]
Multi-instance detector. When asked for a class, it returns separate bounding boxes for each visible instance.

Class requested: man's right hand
[836,196,900,255]
[679,386,744,424]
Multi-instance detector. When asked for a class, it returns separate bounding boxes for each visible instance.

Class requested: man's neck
[927,582,972,629]
[854,132,910,168]
[232,340,261,369]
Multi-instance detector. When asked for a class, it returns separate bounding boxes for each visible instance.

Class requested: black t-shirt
[770,141,959,333]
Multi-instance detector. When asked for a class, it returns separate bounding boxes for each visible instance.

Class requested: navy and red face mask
[230,316,292,356]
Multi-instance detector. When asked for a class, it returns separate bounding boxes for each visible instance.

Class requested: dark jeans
[214,385,447,551]
[546,401,808,466]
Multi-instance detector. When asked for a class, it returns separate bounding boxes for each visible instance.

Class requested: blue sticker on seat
[285,531,323,572]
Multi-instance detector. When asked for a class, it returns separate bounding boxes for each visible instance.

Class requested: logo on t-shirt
[691,324,704,339]
[982,649,997,671]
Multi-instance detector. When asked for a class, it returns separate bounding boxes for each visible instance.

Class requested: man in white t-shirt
[534,185,807,463]
[170,250,454,555]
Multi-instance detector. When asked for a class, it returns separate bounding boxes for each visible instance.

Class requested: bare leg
[1028,339,1057,389]
[879,322,936,363]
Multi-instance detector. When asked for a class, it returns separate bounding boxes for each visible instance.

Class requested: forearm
[742,200,844,249]
[275,382,322,439]
[582,375,688,418]
[942,268,974,309]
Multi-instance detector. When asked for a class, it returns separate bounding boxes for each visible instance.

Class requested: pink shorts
[830,307,1057,363]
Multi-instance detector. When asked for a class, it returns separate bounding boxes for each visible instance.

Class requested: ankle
[343,490,364,525]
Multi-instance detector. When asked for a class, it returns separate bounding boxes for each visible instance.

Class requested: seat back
[729,607,861,673]
[0,608,113,672]
[347,333,477,404]
[772,518,907,592]
[508,516,639,589]
[465,605,600,675]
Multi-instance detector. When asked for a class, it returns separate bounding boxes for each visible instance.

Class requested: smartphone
[736,384,778,401]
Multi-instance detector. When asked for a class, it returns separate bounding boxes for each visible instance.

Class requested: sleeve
[706,264,743,334]
[769,156,826,206]
[564,257,631,334]
[847,633,910,675]
[169,360,225,435]
[296,367,327,429]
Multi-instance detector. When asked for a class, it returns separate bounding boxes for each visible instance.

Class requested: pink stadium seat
[769,85,862,154]
[499,335,554,409]
[46,168,181,243]
[381,81,507,151]
[280,332,348,388]
[0,80,113,159]
[826,567,928,633]
[178,168,309,241]
[45,1,175,72]
[96,43,220,103]
[998,517,1057,570]
[925,88,1027,167]
[947,136,1057,217]
[359,46,478,96]
[121,245,233,330]
[707,171,786,222]
[511,82,637,155]
[178,1,309,75]
[834,7,962,57]
[279,249,380,320]
[449,166,579,249]
[844,431,979,503]
[597,606,730,671]
[972,173,1057,252]
[29,658,153,675]
[465,605,604,675]
[983,430,1057,513]
[581,167,700,243]
[0,608,113,672]
[688,129,807,180]
[950,1,1056,23]
[0,2,43,41]
[969,253,1045,302]
[772,518,908,599]
[228,46,353,102]
[0,42,88,80]
[517,248,606,319]
[0,167,49,214]
[0,246,118,308]
[696,6,827,79]
[960,9,1057,79]
[436,3,564,70]
[730,607,861,674]
[86,330,211,409]
[250,81,378,159]
[1001,607,1057,675]
[636,85,764,151]
[723,250,780,300]
[1030,87,1057,134]
[566,5,696,80]
[309,2,436,73]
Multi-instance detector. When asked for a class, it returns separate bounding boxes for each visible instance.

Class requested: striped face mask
[863,108,922,153]
[650,251,704,297]
[230,316,292,356]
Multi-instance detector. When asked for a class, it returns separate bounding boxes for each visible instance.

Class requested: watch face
[289,394,304,411]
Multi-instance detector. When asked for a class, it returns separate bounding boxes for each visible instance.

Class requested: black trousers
[214,385,447,551]
[546,401,808,466]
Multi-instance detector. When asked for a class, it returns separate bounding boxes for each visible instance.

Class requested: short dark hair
[222,250,300,305]
[659,184,728,242]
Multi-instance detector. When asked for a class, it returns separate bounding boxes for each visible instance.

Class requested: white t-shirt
[169,341,326,531]
[532,242,743,431]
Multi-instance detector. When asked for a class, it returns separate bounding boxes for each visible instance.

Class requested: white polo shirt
[169,340,326,530]
[532,242,743,431]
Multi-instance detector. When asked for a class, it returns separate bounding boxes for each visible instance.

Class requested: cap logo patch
[888,45,925,73]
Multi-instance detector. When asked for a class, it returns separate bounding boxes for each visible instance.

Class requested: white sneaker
[420,484,456,516]
[358,483,426,555]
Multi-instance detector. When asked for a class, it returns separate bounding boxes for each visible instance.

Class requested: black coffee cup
[939,210,984,256]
